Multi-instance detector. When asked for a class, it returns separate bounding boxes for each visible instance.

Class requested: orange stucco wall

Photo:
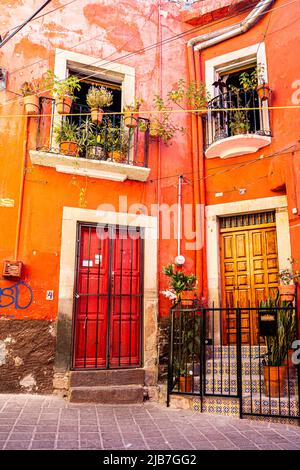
[1,0,300,323]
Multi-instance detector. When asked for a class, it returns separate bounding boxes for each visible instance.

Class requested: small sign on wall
[46,290,54,300]
[82,260,93,267]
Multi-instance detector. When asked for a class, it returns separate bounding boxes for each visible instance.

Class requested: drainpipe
[187,0,274,302]
[175,175,184,265]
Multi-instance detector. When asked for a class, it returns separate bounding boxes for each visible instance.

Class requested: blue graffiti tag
[0,281,33,310]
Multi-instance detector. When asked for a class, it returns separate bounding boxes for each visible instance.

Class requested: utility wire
[0,1,53,48]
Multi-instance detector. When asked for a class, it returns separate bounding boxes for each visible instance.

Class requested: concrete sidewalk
[0,394,300,450]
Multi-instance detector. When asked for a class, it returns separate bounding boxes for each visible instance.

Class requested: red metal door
[73,224,143,369]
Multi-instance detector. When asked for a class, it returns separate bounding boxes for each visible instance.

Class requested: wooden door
[220,216,278,344]
[73,224,143,369]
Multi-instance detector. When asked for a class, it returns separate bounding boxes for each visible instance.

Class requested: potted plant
[86,86,113,125]
[106,126,130,163]
[278,259,300,301]
[78,120,109,161]
[168,78,211,116]
[260,296,296,397]
[123,97,144,129]
[239,63,271,101]
[45,70,81,115]
[54,119,79,156]
[162,264,197,304]
[20,80,40,115]
[147,95,185,144]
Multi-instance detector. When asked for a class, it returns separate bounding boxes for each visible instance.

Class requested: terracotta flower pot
[55,96,73,115]
[263,365,286,398]
[24,95,40,115]
[257,83,271,101]
[279,284,295,302]
[124,112,139,128]
[179,375,193,393]
[60,141,78,156]
[91,108,104,125]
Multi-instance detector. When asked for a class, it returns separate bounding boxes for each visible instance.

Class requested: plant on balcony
[162,264,197,303]
[20,80,41,115]
[54,119,79,156]
[168,78,211,116]
[239,64,271,101]
[123,97,144,128]
[106,126,130,163]
[77,119,108,160]
[86,86,113,125]
[278,258,300,301]
[229,110,250,135]
[260,296,296,398]
[45,70,81,115]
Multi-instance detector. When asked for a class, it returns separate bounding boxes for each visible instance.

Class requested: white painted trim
[206,196,291,306]
[57,207,158,379]
[205,43,268,97]
[205,42,270,146]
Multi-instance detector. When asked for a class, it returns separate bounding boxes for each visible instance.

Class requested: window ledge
[205,134,272,159]
[29,150,151,182]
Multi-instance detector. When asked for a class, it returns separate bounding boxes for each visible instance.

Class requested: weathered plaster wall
[0,320,55,393]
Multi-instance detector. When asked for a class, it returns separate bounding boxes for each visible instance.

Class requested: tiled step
[70,384,146,403]
[204,375,298,395]
[69,368,145,387]
[205,345,267,360]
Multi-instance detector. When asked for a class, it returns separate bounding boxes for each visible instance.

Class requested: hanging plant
[86,86,113,125]
[20,80,41,115]
[123,97,144,128]
[45,70,81,115]
[168,78,211,116]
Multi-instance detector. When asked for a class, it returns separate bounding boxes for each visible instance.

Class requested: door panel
[73,225,143,369]
[220,222,278,344]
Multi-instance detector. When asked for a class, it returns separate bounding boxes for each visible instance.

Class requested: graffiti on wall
[0,281,33,310]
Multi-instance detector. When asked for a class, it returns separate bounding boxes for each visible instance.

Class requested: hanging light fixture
[256,80,272,101]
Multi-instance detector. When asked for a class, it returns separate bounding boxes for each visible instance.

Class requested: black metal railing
[36,97,150,167]
[205,88,271,148]
[167,304,300,421]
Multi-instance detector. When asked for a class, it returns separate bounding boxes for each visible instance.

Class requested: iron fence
[36,97,150,167]
[205,88,271,148]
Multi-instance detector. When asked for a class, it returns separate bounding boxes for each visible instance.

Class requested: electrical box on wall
[3,260,23,278]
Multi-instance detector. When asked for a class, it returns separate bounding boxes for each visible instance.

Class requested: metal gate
[167,304,300,421]
[72,223,144,369]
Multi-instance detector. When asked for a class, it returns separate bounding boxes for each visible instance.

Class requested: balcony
[30,98,151,182]
[205,88,272,159]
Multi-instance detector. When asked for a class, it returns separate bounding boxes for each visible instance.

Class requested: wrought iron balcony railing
[36,98,150,168]
[205,88,271,149]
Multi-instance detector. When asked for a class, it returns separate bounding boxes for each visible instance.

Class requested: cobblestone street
[0,394,300,450]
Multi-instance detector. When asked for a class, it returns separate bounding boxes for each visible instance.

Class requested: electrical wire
[0,104,300,118]
[2,0,298,109]
[148,143,299,184]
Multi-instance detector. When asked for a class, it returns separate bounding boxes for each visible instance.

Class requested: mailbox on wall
[259,310,277,337]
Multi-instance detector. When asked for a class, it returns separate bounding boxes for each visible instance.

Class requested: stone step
[69,368,145,387]
[70,384,146,403]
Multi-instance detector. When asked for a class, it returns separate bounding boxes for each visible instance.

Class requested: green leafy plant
[260,296,296,366]
[86,86,113,109]
[173,313,201,377]
[45,70,81,99]
[168,78,211,112]
[54,119,79,143]
[229,110,250,135]
[162,264,197,301]
[123,97,144,113]
[148,95,185,144]
[239,63,265,91]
